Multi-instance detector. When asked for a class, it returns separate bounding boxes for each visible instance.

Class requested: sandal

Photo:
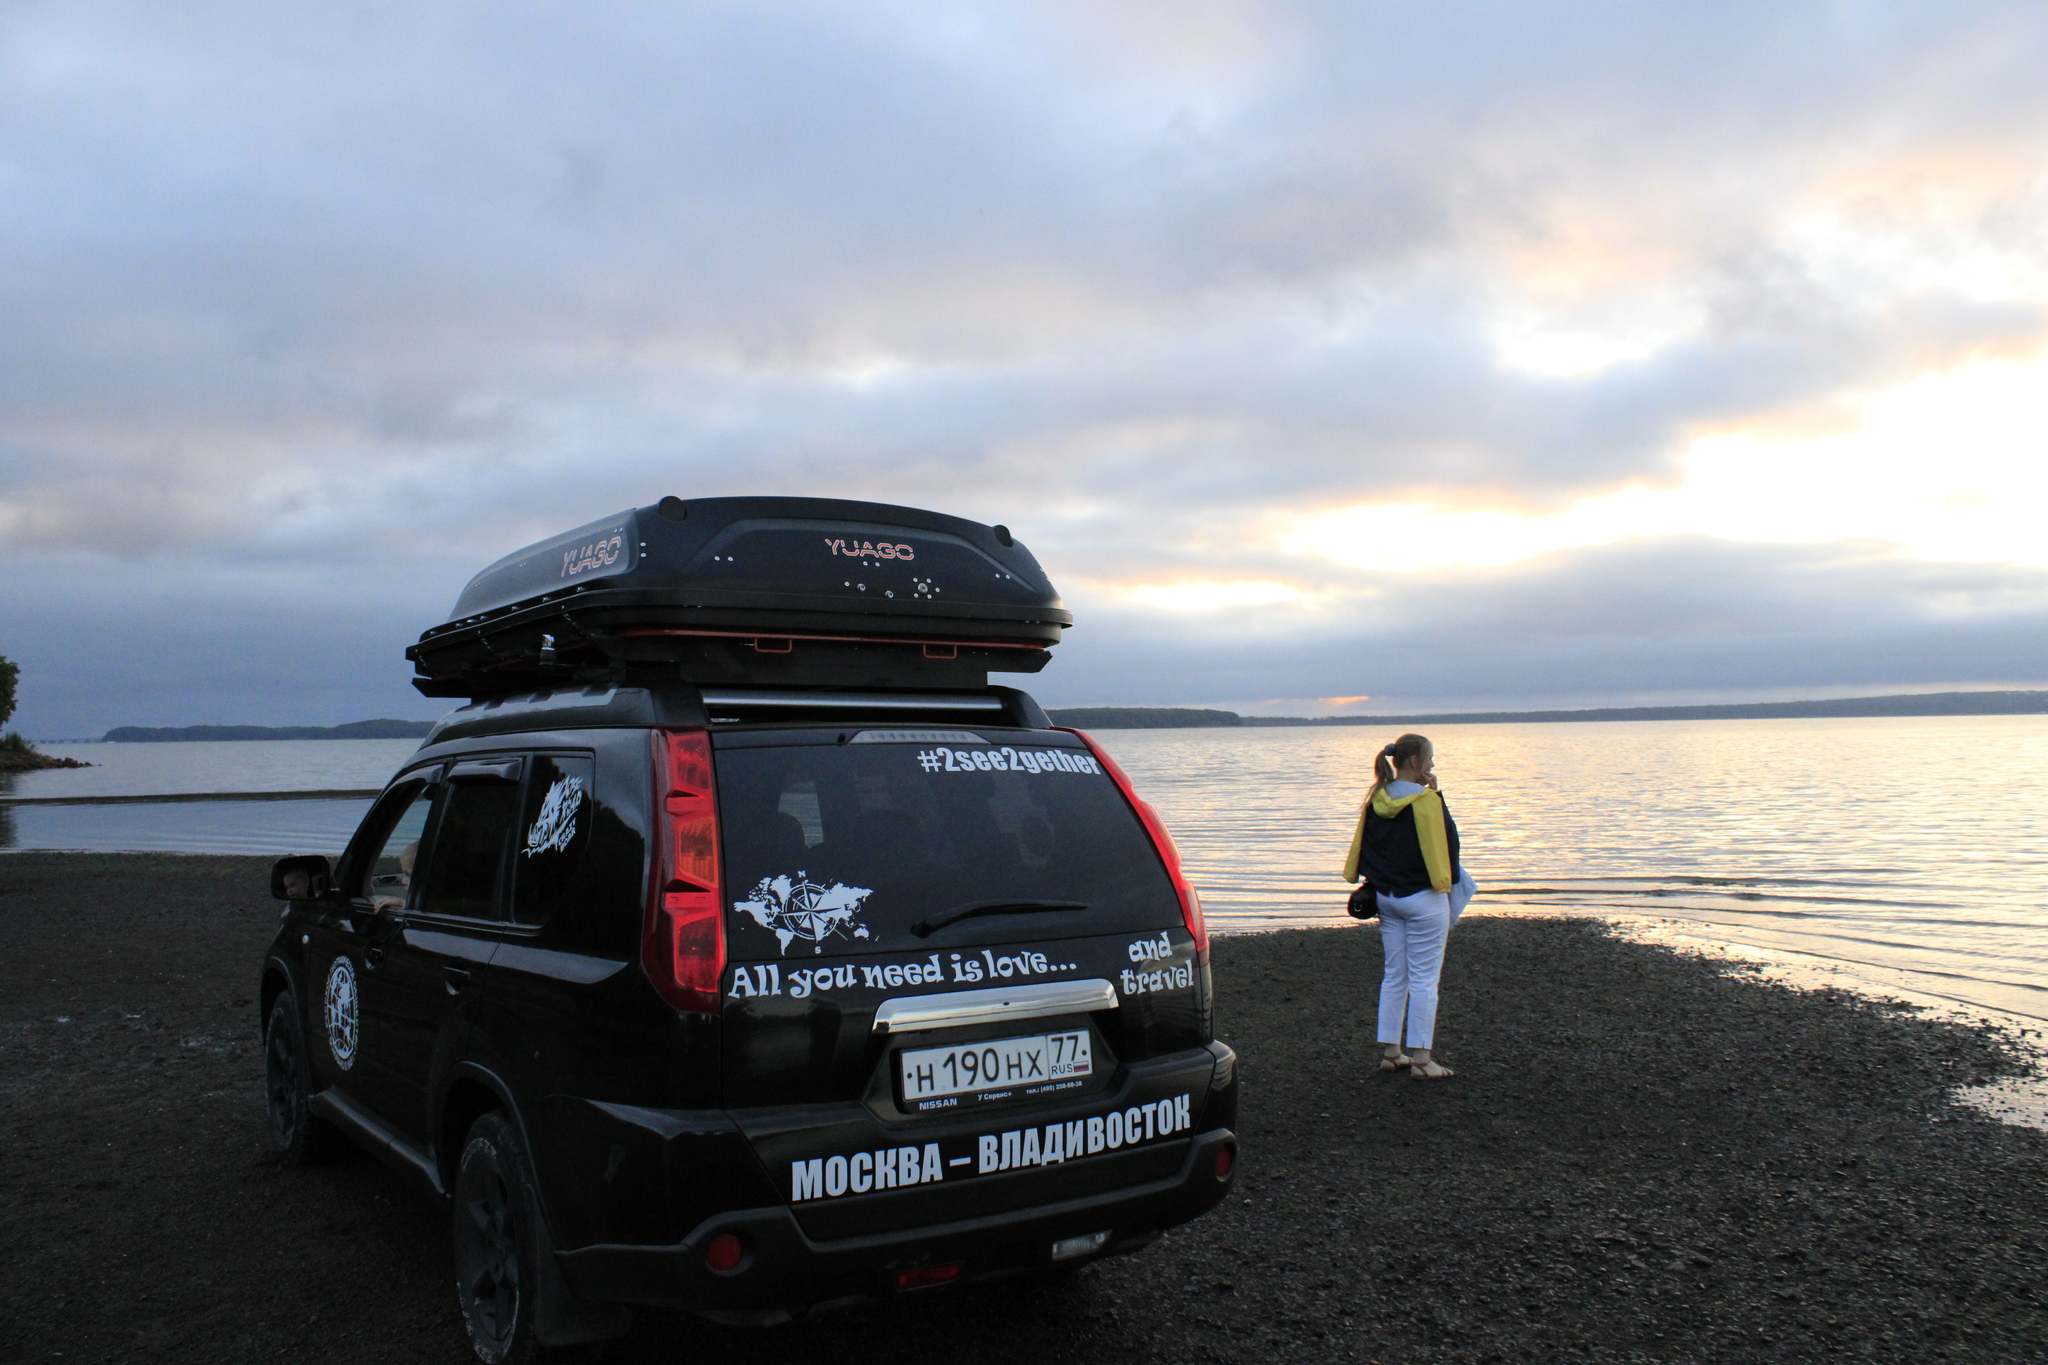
[1377,1054,1413,1072]
[1409,1060,1455,1080]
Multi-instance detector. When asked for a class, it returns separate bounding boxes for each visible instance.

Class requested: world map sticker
[735,873,873,954]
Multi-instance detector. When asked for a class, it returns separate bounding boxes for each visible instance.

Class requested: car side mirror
[272,854,337,902]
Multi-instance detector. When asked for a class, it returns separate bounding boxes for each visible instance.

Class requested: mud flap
[534,1196,635,1346]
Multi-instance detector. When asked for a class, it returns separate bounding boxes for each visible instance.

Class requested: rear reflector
[893,1262,963,1291]
[643,729,726,1013]
[1050,1230,1112,1262]
[1213,1145,1235,1181]
[1062,729,1208,954]
[703,1232,745,1274]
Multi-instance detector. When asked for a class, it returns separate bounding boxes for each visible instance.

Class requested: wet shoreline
[4,853,2046,1363]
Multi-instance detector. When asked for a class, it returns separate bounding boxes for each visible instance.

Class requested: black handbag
[1346,880,1379,920]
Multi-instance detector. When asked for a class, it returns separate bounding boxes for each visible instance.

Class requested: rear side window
[512,753,596,926]
[416,768,523,920]
[716,735,1178,958]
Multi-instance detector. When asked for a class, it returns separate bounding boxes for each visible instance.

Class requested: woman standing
[1342,733,1477,1079]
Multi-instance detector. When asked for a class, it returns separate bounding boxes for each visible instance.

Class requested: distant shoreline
[74,688,2048,739]
[101,719,436,743]
[1048,689,2048,729]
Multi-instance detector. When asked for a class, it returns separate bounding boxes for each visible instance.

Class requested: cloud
[0,552,455,736]
[2,0,2047,727]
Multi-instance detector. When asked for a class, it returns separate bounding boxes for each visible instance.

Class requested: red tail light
[1062,729,1208,955]
[643,729,725,1013]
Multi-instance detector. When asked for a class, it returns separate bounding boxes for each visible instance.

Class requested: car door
[306,771,441,1110]
[354,754,522,1146]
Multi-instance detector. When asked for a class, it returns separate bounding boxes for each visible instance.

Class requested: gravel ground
[4,852,2046,1364]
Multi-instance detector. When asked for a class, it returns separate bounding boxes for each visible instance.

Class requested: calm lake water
[0,739,417,857]
[6,717,2045,1022]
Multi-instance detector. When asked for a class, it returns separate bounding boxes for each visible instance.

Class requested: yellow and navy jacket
[1342,784,1461,898]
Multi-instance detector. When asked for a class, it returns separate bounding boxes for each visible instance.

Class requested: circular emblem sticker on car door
[323,957,359,1070]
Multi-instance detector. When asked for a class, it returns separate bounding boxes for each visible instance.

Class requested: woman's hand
[1395,742,1439,789]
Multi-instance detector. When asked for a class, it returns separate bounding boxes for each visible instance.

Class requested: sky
[3,0,2046,736]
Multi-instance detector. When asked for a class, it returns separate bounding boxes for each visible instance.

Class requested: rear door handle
[443,964,475,994]
[365,946,384,967]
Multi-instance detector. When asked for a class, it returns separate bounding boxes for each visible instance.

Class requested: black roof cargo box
[407,496,1073,698]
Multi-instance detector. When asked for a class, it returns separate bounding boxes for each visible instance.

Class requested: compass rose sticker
[323,957,359,1070]
[735,873,873,954]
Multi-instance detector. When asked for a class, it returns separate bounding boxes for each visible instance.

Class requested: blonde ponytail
[1364,733,1431,808]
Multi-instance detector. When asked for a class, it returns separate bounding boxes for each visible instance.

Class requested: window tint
[716,737,1179,958]
[511,754,596,926]
[360,780,437,908]
[416,777,521,920]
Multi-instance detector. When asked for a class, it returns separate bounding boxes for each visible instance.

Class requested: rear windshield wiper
[910,899,1089,937]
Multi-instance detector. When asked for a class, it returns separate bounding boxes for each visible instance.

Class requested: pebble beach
[4,852,2046,1363]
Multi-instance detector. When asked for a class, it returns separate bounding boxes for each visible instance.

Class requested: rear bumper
[555,1125,1236,1314]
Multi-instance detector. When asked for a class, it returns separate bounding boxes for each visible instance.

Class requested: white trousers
[1376,869,1476,1051]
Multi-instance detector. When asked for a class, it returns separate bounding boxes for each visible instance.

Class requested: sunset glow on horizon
[1273,349,2048,579]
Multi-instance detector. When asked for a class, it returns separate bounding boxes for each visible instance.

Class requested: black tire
[457,1110,621,1363]
[453,1111,633,1362]
[264,992,345,1165]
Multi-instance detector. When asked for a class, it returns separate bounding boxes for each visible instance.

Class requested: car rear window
[715,733,1180,959]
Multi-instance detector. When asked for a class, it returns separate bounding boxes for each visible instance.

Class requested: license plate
[898,1031,1093,1109]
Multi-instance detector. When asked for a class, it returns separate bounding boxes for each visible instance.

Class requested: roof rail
[420,683,1052,746]
[699,688,1008,719]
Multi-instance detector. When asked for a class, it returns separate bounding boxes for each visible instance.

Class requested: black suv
[261,499,1238,1363]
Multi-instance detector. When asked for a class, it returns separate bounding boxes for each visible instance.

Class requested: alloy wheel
[264,1009,299,1151]
[458,1157,522,1354]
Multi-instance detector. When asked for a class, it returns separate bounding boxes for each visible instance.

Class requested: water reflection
[1101,715,2048,1023]
[2,798,374,856]
[0,738,411,857]
[5,720,2044,1022]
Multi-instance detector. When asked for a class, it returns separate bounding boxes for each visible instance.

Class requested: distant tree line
[1048,691,2048,729]
[103,719,438,742]
[1045,707,1244,730]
